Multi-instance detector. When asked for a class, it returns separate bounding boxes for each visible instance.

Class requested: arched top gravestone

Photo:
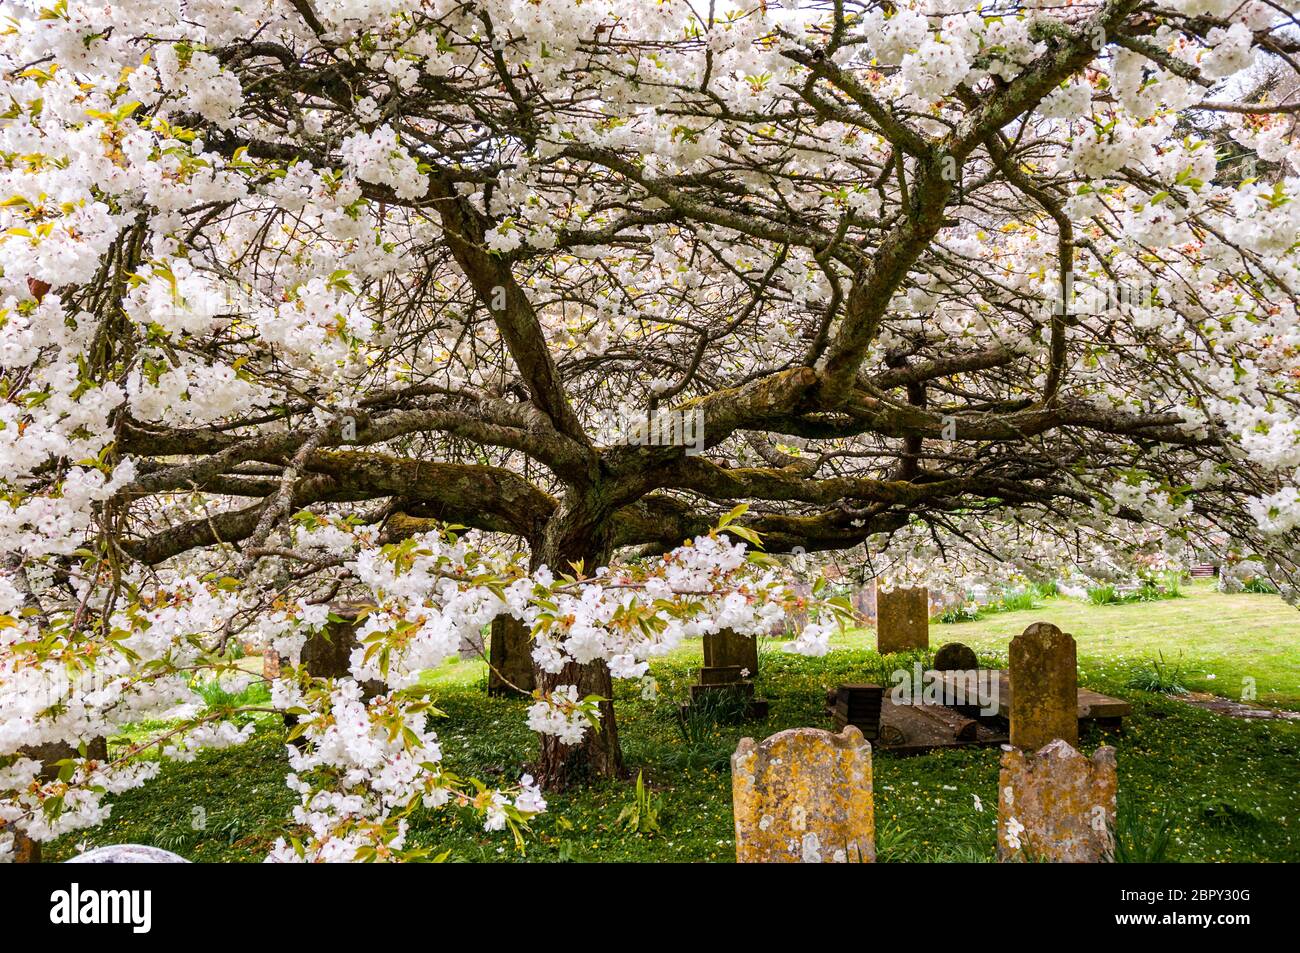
[1009,622,1078,750]
[933,641,978,671]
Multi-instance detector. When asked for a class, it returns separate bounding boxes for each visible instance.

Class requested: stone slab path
[1176,691,1300,720]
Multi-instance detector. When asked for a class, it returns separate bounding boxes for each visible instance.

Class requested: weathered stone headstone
[851,583,875,626]
[934,641,979,672]
[875,586,929,653]
[687,628,768,719]
[826,684,883,739]
[1009,621,1078,750]
[66,844,190,863]
[783,582,812,635]
[703,628,759,675]
[24,738,110,777]
[732,725,874,863]
[286,606,386,743]
[997,740,1117,862]
[488,615,536,696]
[261,649,281,680]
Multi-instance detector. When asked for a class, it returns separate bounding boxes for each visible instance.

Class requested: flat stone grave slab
[932,670,1132,726]
[862,695,1008,755]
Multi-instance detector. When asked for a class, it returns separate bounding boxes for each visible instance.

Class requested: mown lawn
[46,585,1300,863]
[925,582,1300,709]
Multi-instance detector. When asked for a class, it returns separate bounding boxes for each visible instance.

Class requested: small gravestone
[934,642,978,672]
[732,726,874,863]
[997,740,1117,862]
[488,615,536,696]
[1009,622,1078,750]
[783,582,812,635]
[262,650,281,680]
[703,627,759,675]
[66,844,190,863]
[686,629,768,719]
[4,823,39,863]
[876,586,929,653]
[826,684,883,739]
[851,584,874,625]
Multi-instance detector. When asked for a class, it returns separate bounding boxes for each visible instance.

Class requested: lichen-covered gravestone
[732,725,874,863]
[875,587,929,653]
[1009,622,1078,750]
[997,740,1117,862]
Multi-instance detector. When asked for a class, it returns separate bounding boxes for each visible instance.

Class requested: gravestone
[1009,622,1078,750]
[262,649,281,680]
[851,584,875,625]
[66,844,190,863]
[686,628,767,719]
[783,582,812,635]
[934,641,978,672]
[826,684,883,740]
[997,740,1117,862]
[732,725,875,863]
[488,615,536,697]
[875,586,929,653]
[703,627,759,675]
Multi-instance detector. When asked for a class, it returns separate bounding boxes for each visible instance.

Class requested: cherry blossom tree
[3,0,1300,860]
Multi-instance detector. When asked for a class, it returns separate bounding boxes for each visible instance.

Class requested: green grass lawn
[924,582,1300,709]
[46,584,1300,863]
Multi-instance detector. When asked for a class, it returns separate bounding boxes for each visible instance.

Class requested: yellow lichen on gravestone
[731,725,875,863]
[997,739,1118,862]
[1009,621,1078,750]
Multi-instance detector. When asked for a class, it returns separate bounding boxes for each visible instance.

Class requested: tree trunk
[534,657,624,789]
[531,501,624,789]
[487,614,535,696]
[12,737,110,863]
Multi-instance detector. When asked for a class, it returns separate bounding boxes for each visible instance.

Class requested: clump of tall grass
[934,582,1059,623]
[1088,572,1184,606]
[1126,651,1188,694]
[1108,801,1174,863]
